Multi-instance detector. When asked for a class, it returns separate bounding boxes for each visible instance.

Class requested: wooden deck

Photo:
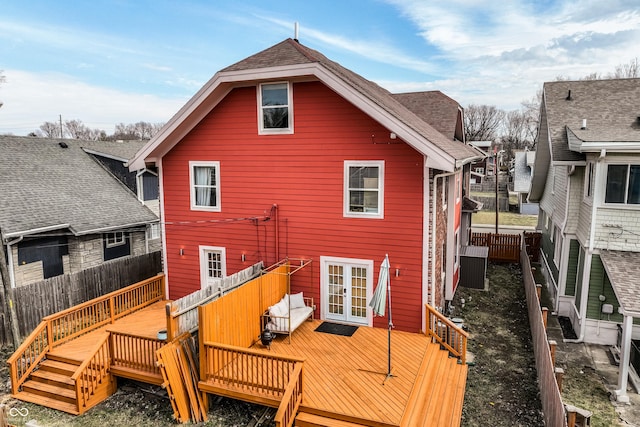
[232,319,468,427]
[47,300,168,362]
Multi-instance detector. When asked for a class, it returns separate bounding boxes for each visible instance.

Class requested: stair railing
[7,274,165,395]
[72,333,111,414]
[425,304,468,364]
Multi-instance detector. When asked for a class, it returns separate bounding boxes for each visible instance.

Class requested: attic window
[258,82,293,134]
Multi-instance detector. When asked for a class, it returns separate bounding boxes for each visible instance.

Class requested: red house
[130,39,481,333]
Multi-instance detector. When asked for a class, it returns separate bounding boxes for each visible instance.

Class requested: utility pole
[59,114,64,138]
[495,150,499,234]
[0,231,21,349]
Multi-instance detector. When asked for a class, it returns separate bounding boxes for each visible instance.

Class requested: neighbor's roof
[81,139,148,162]
[513,151,534,193]
[130,38,480,171]
[600,250,640,316]
[0,136,158,241]
[391,91,463,141]
[542,78,640,161]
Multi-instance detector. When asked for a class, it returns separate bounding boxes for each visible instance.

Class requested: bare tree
[464,104,505,142]
[610,57,639,78]
[39,121,61,138]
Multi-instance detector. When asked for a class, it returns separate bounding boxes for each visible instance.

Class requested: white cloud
[0,70,186,135]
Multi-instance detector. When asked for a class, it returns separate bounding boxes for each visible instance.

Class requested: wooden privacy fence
[471,232,521,263]
[166,262,263,340]
[425,304,468,364]
[521,241,567,426]
[7,274,165,396]
[6,251,162,340]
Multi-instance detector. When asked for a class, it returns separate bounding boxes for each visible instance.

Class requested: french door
[321,257,372,325]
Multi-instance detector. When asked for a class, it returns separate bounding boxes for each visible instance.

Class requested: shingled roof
[130,39,480,170]
[392,91,463,141]
[542,78,640,161]
[0,136,158,241]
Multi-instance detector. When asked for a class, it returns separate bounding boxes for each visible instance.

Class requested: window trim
[189,161,221,212]
[199,245,227,289]
[258,81,293,135]
[105,232,125,248]
[147,223,160,240]
[343,160,385,219]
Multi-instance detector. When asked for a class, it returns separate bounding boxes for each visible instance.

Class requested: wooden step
[22,379,77,404]
[30,369,75,389]
[295,411,366,427]
[46,353,83,365]
[14,390,79,415]
[38,359,79,376]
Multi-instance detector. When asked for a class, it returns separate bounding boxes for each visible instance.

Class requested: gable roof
[0,136,158,242]
[543,78,640,161]
[392,91,463,141]
[130,39,480,172]
[530,78,640,201]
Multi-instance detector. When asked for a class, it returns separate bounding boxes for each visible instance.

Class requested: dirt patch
[453,263,544,426]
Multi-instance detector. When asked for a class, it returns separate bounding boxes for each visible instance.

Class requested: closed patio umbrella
[369,254,394,382]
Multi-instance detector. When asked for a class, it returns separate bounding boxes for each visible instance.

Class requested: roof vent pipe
[294,22,299,42]
[566,90,572,100]
[581,119,587,130]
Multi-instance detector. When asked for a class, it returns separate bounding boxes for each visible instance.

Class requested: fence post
[536,284,542,301]
[555,367,564,392]
[549,339,557,367]
[165,303,175,341]
[109,296,116,324]
[541,307,548,329]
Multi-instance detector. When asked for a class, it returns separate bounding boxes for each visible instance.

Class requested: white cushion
[289,292,305,309]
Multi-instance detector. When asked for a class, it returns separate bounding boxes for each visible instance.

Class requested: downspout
[566,149,605,343]
[6,236,24,289]
[431,170,457,309]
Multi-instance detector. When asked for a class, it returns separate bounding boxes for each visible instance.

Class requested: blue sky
[1,0,639,135]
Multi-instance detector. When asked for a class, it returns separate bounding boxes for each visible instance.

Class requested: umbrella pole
[383,265,394,384]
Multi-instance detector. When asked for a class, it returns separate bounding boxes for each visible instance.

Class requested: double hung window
[190,161,221,211]
[344,161,384,218]
[259,82,292,134]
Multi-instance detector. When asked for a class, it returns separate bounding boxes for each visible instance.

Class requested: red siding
[161,81,426,332]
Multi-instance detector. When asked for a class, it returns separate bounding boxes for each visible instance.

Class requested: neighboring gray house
[512,150,538,215]
[529,78,640,402]
[0,136,161,288]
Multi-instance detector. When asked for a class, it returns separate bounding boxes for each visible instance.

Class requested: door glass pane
[207,252,222,278]
[328,265,344,315]
[351,267,367,318]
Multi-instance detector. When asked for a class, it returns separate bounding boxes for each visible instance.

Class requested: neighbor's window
[190,161,221,211]
[344,161,384,218]
[105,232,125,248]
[605,164,640,205]
[258,82,293,134]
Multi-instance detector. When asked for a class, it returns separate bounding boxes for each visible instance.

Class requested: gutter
[5,236,23,289]
[3,223,70,240]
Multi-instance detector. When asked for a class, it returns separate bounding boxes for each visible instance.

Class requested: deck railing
[7,274,165,395]
[202,342,304,398]
[109,331,164,377]
[425,304,468,364]
[72,334,111,413]
[6,323,49,395]
[274,362,304,427]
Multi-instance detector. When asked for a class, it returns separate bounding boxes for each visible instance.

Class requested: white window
[258,82,293,134]
[553,227,563,266]
[475,167,484,174]
[147,223,160,240]
[344,161,384,218]
[605,164,640,205]
[105,232,125,248]
[199,246,227,289]
[585,162,595,199]
[189,161,221,211]
[442,176,449,211]
[454,230,460,268]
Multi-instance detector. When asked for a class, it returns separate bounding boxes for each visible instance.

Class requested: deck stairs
[13,354,115,415]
